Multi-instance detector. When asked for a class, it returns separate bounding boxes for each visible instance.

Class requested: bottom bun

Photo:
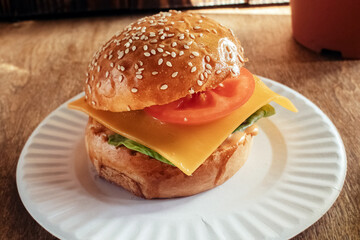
[85,117,258,199]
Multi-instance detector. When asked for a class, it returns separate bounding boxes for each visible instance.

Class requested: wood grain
[0,7,359,239]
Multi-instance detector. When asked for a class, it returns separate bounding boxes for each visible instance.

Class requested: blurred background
[1,0,289,20]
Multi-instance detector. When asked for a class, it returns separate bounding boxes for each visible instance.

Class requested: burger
[69,10,297,199]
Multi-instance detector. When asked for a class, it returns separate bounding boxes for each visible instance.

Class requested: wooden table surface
[1,6,359,240]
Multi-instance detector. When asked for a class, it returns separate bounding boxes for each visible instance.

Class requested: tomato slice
[144,68,255,125]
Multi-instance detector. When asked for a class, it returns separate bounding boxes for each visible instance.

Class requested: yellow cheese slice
[69,76,297,176]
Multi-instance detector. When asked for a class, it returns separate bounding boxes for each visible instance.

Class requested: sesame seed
[172,42,177,47]
[192,51,199,57]
[239,54,245,62]
[85,95,88,100]
[159,44,165,48]
[151,49,156,55]
[190,34,195,39]
[105,71,109,78]
[198,20,203,23]
[200,73,204,80]
[204,72,208,78]
[143,45,148,51]
[144,52,151,57]
[110,62,114,67]
[188,62,193,67]
[91,75,94,81]
[165,51,171,55]
[163,53,168,57]
[138,68,144,72]
[132,46,136,51]
[158,58,163,65]
[184,117,188,122]
[128,39,133,43]
[160,35,166,40]
[139,61,143,66]
[166,61,172,67]
[197,80,203,86]
[131,88,138,93]
[157,48,164,53]
[150,39,158,43]
[206,64,212,70]
[189,88,195,94]
[97,66,101,72]
[179,34,185,40]
[108,55,113,60]
[118,51,124,59]
[171,21,175,25]
[104,54,108,59]
[87,85,92,94]
[199,33,203,37]
[171,72,178,78]
[171,52,176,58]
[96,82,101,88]
[191,66,197,73]
[165,27,170,31]
[125,48,130,54]
[85,78,89,84]
[125,42,131,48]
[149,32,156,37]
[136,75,143,79]
[206,56,211,63]
[134,64,139,70]
[91,101,96,105]
[194,26,201,30]
[152,71,158,75]
[160,84,168,90]
[119,75,123,82]
[216,70,222,74]
[184,45,190,49]
[212,29,218,34]
[206,69,211,74]
[179,51,184,56]
[120,66,125,71]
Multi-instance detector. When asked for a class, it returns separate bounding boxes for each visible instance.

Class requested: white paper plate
[17,77,346,240]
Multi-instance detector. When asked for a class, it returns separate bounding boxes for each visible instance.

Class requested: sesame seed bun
[85,10,245,112]
[85,118,257,199]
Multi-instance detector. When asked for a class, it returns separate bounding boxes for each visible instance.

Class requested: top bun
[84,10,245,112]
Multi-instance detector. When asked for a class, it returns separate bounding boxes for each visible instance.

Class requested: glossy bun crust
[85,118,257,199]
[84,10,245,112]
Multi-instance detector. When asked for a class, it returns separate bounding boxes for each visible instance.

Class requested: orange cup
[291,0,360,58]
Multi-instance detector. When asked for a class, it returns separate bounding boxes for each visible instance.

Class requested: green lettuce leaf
[233,104,275,133]
[108,134,175,166]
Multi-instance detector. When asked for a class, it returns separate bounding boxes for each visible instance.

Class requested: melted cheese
[68,76,297,175]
